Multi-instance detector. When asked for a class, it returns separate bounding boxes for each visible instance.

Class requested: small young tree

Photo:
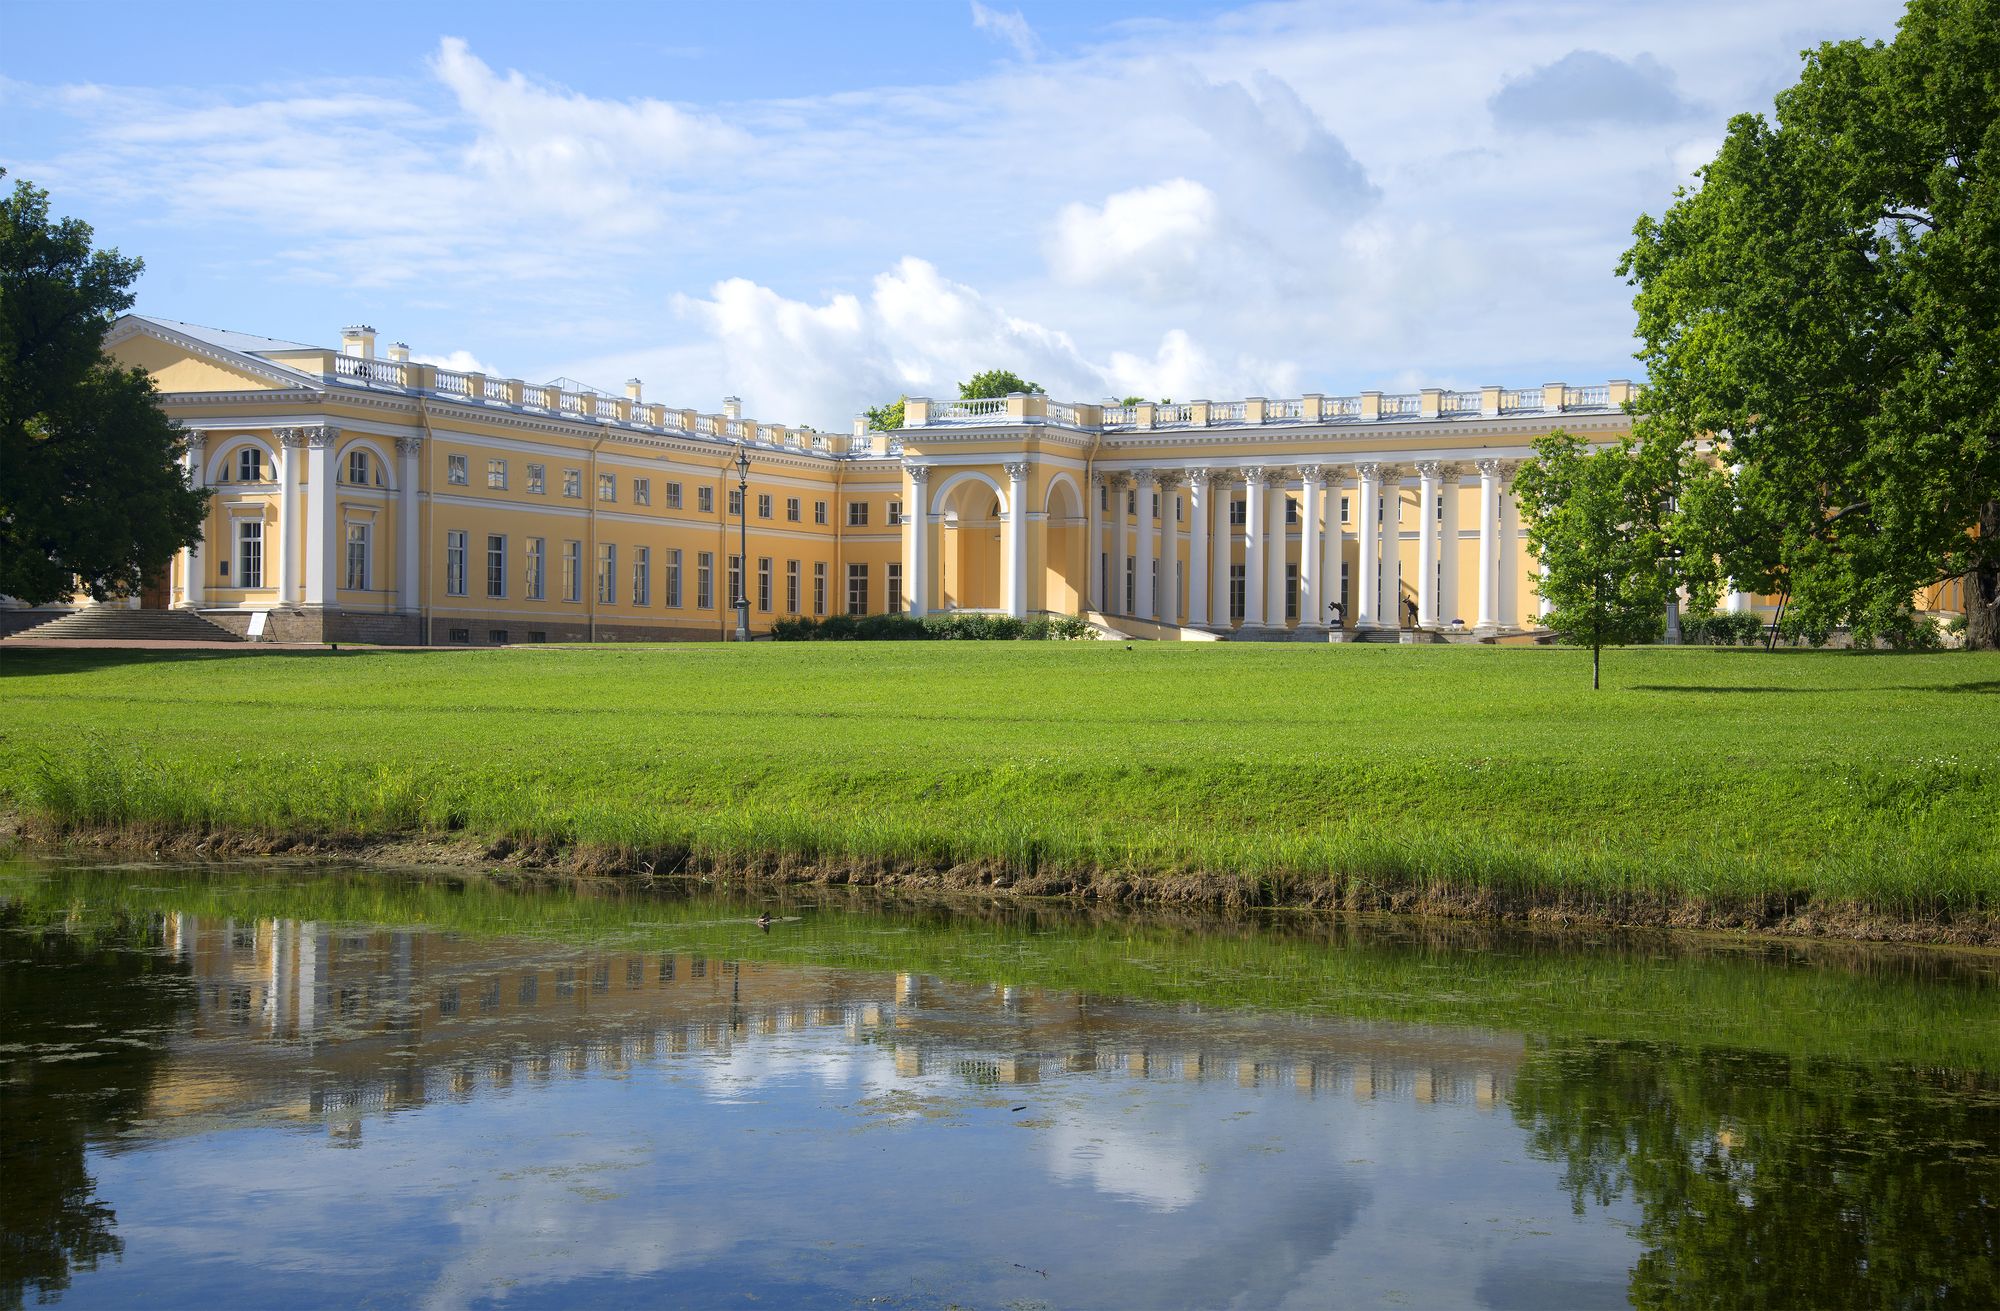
[863,396,905,431]
[1514,431,1677,689]
[958,369,1042,400]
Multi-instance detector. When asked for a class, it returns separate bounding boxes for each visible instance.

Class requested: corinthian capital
[906,463,933,485]
[1003,461,1030,480]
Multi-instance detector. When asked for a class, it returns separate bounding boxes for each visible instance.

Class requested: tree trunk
[1967,499,2000,651]
[1593,639,1601,691]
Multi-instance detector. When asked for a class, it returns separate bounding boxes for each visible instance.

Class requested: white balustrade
[593,396,618,418]
[560,393,587,414]
[1156,403,1196,425]
[931,398,1008,420]
[1500,389,1542,413]
[1442,391,1482,414]
[1266,399,1303,420]
[434,370,470,397]
[1563,385,1610,409]
[1380,393,1421,417]
[1323,396,1362,418]
[1046,402,1079,426]
[483,377,512,401]
[333,355,406,386]
[1209,401,1246,422]
[696,416,719,435]
[1102,404,1138,425]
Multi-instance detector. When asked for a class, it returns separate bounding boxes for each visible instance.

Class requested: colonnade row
[175,426,422,613]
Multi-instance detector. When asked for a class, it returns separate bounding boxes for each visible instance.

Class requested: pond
[2,855,1996,1310]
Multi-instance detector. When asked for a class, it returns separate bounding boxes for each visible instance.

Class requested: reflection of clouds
[1044,1118,1202,1212]
[688,1032,897,1102]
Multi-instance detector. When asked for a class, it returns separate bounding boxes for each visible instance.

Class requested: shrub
[1683,612,1766,646]
[772,612,1093,641]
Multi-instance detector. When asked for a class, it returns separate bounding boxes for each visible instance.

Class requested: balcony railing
[1266,399,1303,420]
[1442,391,1482,415]
[1209,401,1246,422]
[333,355,405,386]
[1563,385,1610,409]
[1500,389,1543,413]
[1102,404,1138,425]
[1379,393,1421,417]
[931,398,1007,420]
[1156,403,1196,425]
[434,370,470,397]
[1322,396,1363,418]
[483,377,511,402]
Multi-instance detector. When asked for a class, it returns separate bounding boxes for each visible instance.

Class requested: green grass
[1,643,1996,919]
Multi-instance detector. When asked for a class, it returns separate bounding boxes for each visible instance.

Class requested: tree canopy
[0,173,205,606]
[863,396,905,431]
[1620,0,2000,648]
[958,370,1042,400]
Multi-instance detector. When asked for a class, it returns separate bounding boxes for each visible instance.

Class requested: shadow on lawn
[1634,680,2000,695]
[0,647,474,678]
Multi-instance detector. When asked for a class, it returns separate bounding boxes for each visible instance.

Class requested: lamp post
[1664,544,1684,645]
[734,443,751,642]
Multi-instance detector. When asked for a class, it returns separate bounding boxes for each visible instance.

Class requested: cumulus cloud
[1489,50,1699,134]
[413,349,497,375]
[970,1,1039,60]
[1048,178,1219,292]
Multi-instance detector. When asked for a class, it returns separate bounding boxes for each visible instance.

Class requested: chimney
[341,325,377,359]
[625,378,643,401]
[385,342,411,363]
[853,415,868,436]
[723,396,742,420]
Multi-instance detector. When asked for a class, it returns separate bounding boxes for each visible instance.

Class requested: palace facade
[66,315,1770,644]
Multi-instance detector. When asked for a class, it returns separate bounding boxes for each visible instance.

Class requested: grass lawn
[1,642,1995,918]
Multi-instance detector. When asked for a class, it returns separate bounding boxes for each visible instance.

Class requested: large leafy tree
[1620,0,2000,648]
[958,369,1042,400]
[1514,431,1677,689]
[0,173,205,606]
[862,396,905,431]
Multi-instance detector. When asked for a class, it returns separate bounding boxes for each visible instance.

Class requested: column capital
[905,463,933,484]
[307,425,340,449]
[1002,461,1030,480]
[1130,465,1155,488]
[277,426,309,448]
[1475,456,1505,477]
[1099,470,1129,490]
[1243,465,1270,486]
[1413,459,1443,479]
[1184,466,1213,489]
[1439,465,1463,483]
[394,435,424,455]
[1354,460,1382,481]
[1376,464,1403,481]
[1297,463,1325,484]
[182,428,208,452]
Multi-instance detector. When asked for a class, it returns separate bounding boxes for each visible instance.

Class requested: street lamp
[734,442,751,641]
[1665,544,1685,645]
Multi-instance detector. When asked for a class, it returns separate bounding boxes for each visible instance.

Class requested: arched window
[237,448,263,482]
[348,449,371,485]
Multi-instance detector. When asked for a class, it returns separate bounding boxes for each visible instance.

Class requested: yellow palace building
[70,314,1765,644]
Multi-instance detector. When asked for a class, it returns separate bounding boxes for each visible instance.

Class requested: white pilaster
[1105,474,1128,614]
[1187,470,1211,627]
[179,434,207,609]
[1476,457,1501,634]
[305,426,339,608]
[1004,461,1030,618]
[1415,460,1440,629]
[396,436,421,615]
[1298,465,1324,630]
[1266,478,1289,628]
[1439,468,1461,628]
[278,430,304,605]
[1354,462,1380,629]
[1134,467,1156,622]
[1243,468,1267,628]
[906,465,932,615]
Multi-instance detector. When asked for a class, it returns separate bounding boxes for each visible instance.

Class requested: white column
[1105,475,1127,613]
[1187,470,1211,627]
[1539,561,1554,619]
[1085,471,1103,611]
[1210,475,1232,627]
[1243,468,1267,628]
[912,465,932,619]
[1354,462,1380,629]
[1439,468,1461,628]
[1266,477,1289,628]
[1133,467,1156,622]
[1321,467,1342,628]
[1499,473,1521,630]
[305,426,339,608]
[1416,460,1440,629]
[1158,473,1180,627]
[1476,457,1501,634]
[396,436,421,615]
[1299,465,1323,629]
[179,435,207,609]
[1380,466,1403,628]
[278,430,303,605]
[1004,461,1029,618]
[1724,461,1750,612]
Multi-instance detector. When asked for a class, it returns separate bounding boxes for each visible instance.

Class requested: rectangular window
[526,537,545,601]
[1340,495,1351,525]
[487,534,506,598]
[847,501,868,527]
[757,493,772,520]
[757,557,772,612]
[813,562,827,615]
[1099,484,1108,511]
[1125,558,1134,613]
[527,463,545,495]
[786,559,799,613]
[633,546,650,607]
[1176,496,1184,523]
[450,627,469,644]
[597,543,616,604]
[238,520,264,588]
[1286,564,1299,621]
[699,486,714,514]
[888,500,903,526]
[447,454,468,486]
[1285,497,1299,525]
[666,481,683,509]
[634,477,651,506]
[563,468,581,498]
[1340,562,1351,616]
[563,540,581,602]
[348,450,372,485]
[487,630,507,646]
[445,530,467,596]
[1229,565,1246,622]
[665,548,682,607]
[728,488,744,517]
[597,473,616,503]
[786,496,801,523]
[345,523,370,591]
[814,500,828,526]
[237,448,263,482]
[487,459,507,490]
[847,563,868,615]
[1229,499,1247,527]
[887,561,903,612]
[728,555,742,608]
[697,552,714,610]
[1127,490,1137,515]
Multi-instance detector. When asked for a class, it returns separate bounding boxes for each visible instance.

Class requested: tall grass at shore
[2,643,1995,920]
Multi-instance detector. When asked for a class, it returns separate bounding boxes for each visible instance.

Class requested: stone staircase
[4,606,245,643]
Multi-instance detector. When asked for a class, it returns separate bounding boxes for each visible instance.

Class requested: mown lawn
[1,642,1995,915]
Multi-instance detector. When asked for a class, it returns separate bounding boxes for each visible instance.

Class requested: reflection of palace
[152,914,1520,1136]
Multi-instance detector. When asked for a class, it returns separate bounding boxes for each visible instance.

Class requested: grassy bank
[1,643,1995,933]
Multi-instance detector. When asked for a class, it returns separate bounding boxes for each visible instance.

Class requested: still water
[2,858,1997,1310]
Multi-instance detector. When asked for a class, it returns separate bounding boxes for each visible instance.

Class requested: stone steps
[4,606,245,643]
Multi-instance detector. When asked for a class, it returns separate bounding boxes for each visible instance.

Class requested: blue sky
[2,0,1904,428]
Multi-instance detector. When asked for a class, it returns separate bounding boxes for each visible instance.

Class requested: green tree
[863,396,905,431]
[1118,395,1144,407]
[1,173,206,606]
[1513,431,1676,689]
[958,369,1043,400]
[1620,0,2000,649]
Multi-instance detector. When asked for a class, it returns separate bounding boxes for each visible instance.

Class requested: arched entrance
[1041,474,1088,616]
[935,473,1005,611]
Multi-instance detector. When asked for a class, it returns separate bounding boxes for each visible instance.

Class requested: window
[1286,564,1299,621]
[237,520,264,588]
[237,448,263,482]
[1340,495,1351,525]
[597,473,616,502]
[633,546,651,607]
[728,555,742,608]
[488,630,508,646]
[665,549,682,607]
[527,463,545,494]
[1229,499,1247,527]
[1125,558,1134,612]
[448,454,468,486]
[597,544,616,604]
[813,562,827,615]
[528,631,546,643]
[697,552,714,609]
[634,477,650,506]
[888,500,903,526]
[1175,496,1184,523]
[757,493,772,520]
[563,468,582,498]
[1229,564,1246,622]
[450,627,470,644]
[847,563,868,615]
[786,496,801,523]
[814,500,828,525]
[1341,562,1351,615]
[1127,490,1137,515]
[848,501,868,527]
[487,534,507,598]
[526,537,545,601]
[699,486,715,514]
[757,556,772,612]
[1436,494,1444,520]
[349,449,371,485]
[446,530,467,596]
[346,523,371,591]
[887,561,903,612]
[728,488,743,517]
[1100,484,1108,511]
[1286,497,1299,525]
[786,559,799,613]
[563,541,581,602]
[487,458,507,490]
[666,481,683,509]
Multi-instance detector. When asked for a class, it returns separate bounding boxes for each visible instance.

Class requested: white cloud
[413,349,497,375]
[970,1,1040,61]
[1490,50,1699,134]
[1049,178,1220,293]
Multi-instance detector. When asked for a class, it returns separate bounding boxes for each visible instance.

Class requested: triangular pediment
[104,316,325,395]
